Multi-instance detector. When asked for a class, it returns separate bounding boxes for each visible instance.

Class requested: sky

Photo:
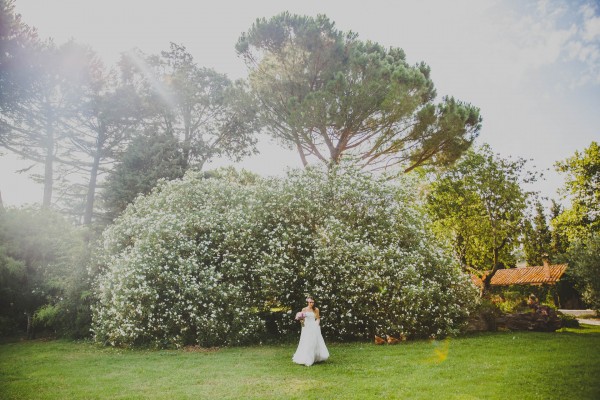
[1,0,599,208]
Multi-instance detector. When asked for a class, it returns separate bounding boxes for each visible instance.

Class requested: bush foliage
[565,234,600,311]
[92,165,477,347]
[0,207,89,337]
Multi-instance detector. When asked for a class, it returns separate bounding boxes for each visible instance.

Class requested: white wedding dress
[292,311,329,366]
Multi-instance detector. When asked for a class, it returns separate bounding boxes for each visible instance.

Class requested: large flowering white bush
[92,165,477,347]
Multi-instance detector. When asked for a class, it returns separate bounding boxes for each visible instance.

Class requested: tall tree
[0,0,40,112]
[65,62,142,224]
[0,41,93,207]
[426,144,536,293]
[523,201,552,266]
[565,233,600,311]
[122,43,260,171]
[553,141,600,241]
[236,12,481,171]
[551,142,600,310]
[549,199,568,256]
[102,131,186,222]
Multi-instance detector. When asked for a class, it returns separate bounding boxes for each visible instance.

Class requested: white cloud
[485,0,599,88]
[582,8,600,41]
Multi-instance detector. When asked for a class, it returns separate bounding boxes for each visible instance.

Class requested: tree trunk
[26,312,35,339]
[295,140,308,167]
[481,248,501,297]
[42,117,54,208]
[456,234,468,268]
[83,129,105,224]
[182,109,192,168]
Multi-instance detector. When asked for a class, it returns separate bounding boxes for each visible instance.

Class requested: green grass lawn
[1,326,599,400]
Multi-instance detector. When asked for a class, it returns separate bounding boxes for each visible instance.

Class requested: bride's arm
[315,308,320,325]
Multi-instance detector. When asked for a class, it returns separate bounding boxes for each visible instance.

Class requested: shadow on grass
[556,325,600,336]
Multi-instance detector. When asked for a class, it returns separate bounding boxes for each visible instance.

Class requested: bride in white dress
[292,297,329,366]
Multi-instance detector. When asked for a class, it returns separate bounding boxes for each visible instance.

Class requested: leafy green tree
[551,142,600,310]
[549,199,569,256]
[565,234,600,311]
[523,201,552,266]
[122,43,260,170]
[426,144,536,292]
[102,132,186,221]
[553,141,600,240]
[236,12,481,171]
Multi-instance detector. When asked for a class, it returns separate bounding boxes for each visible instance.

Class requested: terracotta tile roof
[471,264,568,287]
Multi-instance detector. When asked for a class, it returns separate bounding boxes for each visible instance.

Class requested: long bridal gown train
[292,311,329,366]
